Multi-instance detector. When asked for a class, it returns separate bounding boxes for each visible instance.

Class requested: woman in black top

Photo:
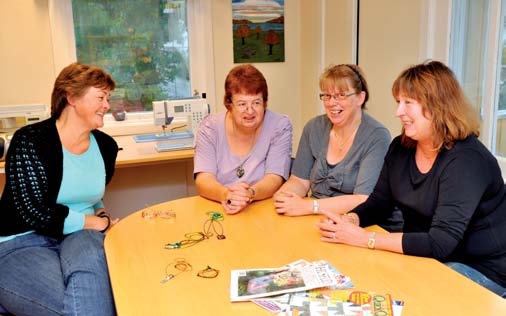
[316,61,506,297]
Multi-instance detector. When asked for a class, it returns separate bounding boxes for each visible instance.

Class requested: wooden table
[104,196,506,315]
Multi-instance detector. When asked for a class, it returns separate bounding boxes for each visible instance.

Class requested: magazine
[274,289,404,316]
[230,260,341,302]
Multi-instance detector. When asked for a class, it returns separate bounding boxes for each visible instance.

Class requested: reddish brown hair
[223,64,268,110]
[51,62,115,118]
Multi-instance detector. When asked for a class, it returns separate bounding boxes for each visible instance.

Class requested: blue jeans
[0,230,116,316]
[446,262,506,298]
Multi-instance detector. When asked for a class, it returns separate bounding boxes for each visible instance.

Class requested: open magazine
[230,259,350,302]
[252,289,404,316]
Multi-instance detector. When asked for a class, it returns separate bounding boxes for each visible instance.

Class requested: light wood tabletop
[104,196,506,315]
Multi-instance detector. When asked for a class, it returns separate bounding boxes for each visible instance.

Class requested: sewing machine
[0,104,49,160]
[133,98,210,152]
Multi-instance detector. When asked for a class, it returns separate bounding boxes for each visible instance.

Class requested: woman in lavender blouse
[194,64,292,214]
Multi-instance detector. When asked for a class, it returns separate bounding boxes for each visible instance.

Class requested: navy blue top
[353,135,506,287]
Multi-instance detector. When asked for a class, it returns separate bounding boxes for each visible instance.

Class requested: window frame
[48,0,215,136]
[477,0,506,177]
[447,0,506,178]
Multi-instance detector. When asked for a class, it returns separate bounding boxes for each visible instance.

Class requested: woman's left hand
[315,210,369,247]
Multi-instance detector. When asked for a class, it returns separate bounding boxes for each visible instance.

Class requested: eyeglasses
[233,100,264,112]
[319,92,358,101]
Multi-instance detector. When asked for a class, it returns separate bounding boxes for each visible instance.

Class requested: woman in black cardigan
[0,63,118,315]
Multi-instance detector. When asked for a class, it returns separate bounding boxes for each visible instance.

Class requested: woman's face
[395,95,433,143]
[322,84,364,127]
[72,86,111,130]
[229,92,265,130]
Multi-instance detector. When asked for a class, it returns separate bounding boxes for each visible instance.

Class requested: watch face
[368,233,376,249]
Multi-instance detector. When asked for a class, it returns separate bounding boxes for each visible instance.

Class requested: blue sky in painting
[232,0,284,23]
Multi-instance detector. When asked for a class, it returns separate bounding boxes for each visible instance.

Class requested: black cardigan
[0,117,118,238]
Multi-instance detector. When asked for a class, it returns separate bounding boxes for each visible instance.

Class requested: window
[449,0,506,176]
[72,0,190,112]
[48,0,215,134]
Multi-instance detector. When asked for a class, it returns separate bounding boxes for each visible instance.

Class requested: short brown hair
[51,62,115,118]
[223,64,268,110]
[319,64,370,109]
[392,60,479,150]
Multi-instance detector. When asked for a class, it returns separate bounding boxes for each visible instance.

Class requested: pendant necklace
[332,123,360,151]
[235,155,251,178]
[231,116,256,178]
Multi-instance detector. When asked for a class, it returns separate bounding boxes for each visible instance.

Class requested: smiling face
[229,92,265,131]
[72,86,111,130]
[322,85,365,127]
[395,94,434,144]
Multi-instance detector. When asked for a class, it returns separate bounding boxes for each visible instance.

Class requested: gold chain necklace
[332,124,360,151]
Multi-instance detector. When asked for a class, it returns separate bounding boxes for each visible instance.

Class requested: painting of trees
[232,0,284,63]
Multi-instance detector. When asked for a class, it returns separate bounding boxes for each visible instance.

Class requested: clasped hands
[221,182,253,214]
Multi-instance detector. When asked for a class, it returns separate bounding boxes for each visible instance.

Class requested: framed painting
[232,0,285,63]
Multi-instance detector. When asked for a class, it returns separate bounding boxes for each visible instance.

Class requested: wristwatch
[367,232,377,249]
[247,187,256,203]
[312,200,319,214]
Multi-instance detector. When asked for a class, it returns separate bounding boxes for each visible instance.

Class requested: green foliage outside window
[72,0,190,112]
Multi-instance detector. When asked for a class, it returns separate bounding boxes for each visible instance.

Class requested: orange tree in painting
[236,25,251,45]
[253,25,262,40]
[263,30,280,55]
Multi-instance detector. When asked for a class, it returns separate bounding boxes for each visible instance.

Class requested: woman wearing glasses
[317,61,506,297]
[274,64,393,222]
[194,64,292,214]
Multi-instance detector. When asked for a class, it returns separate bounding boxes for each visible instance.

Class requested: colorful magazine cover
[277,289,404,316]
[230,260,340,302]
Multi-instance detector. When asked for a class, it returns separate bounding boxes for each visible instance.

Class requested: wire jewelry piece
[164,232,207,249]
[161,258,193,283]
[197,265,220,278]
[203,211,226,240]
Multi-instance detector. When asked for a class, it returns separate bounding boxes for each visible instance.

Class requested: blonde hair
[319,64,369,109]
[392,60,479,150]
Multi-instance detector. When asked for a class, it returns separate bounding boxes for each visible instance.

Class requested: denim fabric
[446,262,506,298]
[0,230,116,316]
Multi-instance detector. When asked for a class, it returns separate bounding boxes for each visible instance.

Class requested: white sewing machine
[133,98,210,152]
[0,104,50,160]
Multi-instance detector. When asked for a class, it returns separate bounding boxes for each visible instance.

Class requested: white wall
[0,0,451,217]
